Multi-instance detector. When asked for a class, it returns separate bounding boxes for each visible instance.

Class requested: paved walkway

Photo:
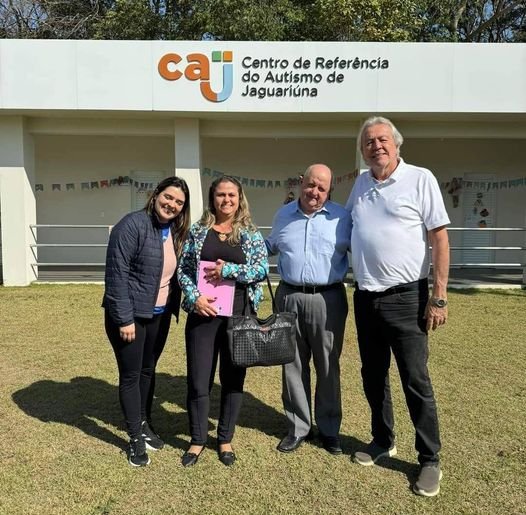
[446,268,524,289]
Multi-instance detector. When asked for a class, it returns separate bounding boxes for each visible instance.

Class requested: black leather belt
[280,281,342,294]
[355,278,428,296]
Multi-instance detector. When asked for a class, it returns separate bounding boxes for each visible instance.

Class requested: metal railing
[28,224,526,286]
[448,227,526,267]
[29,224,111,267]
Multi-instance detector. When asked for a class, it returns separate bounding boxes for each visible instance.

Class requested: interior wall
[35,134,173,263]
[33,131,525,267]
[201,137,356,229]
[403,138,526,264]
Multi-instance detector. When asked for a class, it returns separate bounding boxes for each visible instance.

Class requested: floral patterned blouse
[177,222,269,314]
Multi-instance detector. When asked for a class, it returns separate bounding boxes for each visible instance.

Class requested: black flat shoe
[218,450,236,466]
[181,447,204,467]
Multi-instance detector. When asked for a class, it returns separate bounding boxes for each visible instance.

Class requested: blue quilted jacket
[102,210,181,326]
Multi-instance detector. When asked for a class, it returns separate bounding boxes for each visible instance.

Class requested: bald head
[299,163,332,215]
[303,164,333,185]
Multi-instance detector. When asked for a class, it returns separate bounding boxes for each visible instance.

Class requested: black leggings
[105,311,172,439]
[185,313,246,445]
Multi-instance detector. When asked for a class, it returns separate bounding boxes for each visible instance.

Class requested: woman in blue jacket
[178,176,268,467]
[103,177,190,467]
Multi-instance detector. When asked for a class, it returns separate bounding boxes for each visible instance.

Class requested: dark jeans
[185,313,247,445]
[353,279,441,465]
[105,311,172,439]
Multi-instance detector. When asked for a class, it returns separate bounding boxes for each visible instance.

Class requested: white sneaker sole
[413,470,443,497]
[354,445,397,466]
[128,455,151,467]
[144,440,163,452]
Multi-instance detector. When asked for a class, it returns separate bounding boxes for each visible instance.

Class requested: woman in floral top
[177,176,269,467]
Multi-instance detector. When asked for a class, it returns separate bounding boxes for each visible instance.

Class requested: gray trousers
[276,283,348,438]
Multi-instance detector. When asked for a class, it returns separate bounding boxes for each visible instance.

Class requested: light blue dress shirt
[266,200,352,286]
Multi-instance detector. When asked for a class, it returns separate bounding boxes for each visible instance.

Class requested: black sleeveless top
[200,229,247,314]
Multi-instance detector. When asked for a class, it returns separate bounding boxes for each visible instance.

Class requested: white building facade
[0,40,525,285]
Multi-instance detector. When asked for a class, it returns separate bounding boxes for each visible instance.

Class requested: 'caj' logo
[158,51,233,103]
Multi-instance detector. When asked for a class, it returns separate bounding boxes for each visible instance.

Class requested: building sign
[158,50,233,102]
[0,40,523,113]
[158,49,389,103]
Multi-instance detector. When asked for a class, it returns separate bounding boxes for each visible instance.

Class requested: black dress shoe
[218,450,236,466]
[320,435,343,455]
[277,434,307,453]
[181,447,204,467]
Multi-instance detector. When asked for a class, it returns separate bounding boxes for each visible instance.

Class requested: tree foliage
[92,0,201,40]
[309,0,424,41]
[0,0,524,41]
[0,0,112,39]
[417,0,526,42]
[193,0,308,41]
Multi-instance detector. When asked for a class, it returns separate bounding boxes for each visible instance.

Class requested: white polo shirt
[345,158,450,292]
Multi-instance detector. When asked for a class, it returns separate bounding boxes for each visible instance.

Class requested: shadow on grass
[12,374,416,480]
[12,377,128,449]
[157,373,418,482]
[307,435,416,482]
[155,372,287,441]
[11,373,290,452]
[373,455,420,484]
[11,376,188,451]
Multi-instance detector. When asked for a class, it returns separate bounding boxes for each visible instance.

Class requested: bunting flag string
[440,177,526,192]
[200,167,360,189]
[36,175,139,193]
[38,170,526,194]
[34,168,363,193]
[35,176,176,193]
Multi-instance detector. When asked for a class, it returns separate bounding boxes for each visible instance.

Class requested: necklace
[214,224,232,242]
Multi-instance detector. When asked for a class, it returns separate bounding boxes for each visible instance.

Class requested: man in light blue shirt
[266,164,352,455]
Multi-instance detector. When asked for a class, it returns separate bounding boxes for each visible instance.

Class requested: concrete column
[0,117,36,286]
[174,119,203,223]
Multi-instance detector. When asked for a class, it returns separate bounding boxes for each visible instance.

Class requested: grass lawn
[0,284,525,514]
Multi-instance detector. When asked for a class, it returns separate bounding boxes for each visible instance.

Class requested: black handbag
[227,276,297,368]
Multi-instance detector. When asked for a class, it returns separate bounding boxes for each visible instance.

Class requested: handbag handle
[265,275,278,313]
[242,275,278,315]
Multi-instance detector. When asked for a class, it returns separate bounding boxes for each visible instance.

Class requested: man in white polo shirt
[346,116,450,497]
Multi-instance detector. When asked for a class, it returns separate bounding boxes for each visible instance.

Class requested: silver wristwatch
[430,297,448,308]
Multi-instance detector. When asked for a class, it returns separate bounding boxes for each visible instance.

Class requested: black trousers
[353,280,441,465]
[185,313,246,445]
[105,311,172,439]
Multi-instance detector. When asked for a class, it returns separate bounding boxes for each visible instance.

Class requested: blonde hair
[200,176,257,245]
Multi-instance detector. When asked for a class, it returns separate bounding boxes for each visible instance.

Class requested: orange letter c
[158,53,183,81]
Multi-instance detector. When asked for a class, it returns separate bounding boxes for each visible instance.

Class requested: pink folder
[197,260,236,317]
